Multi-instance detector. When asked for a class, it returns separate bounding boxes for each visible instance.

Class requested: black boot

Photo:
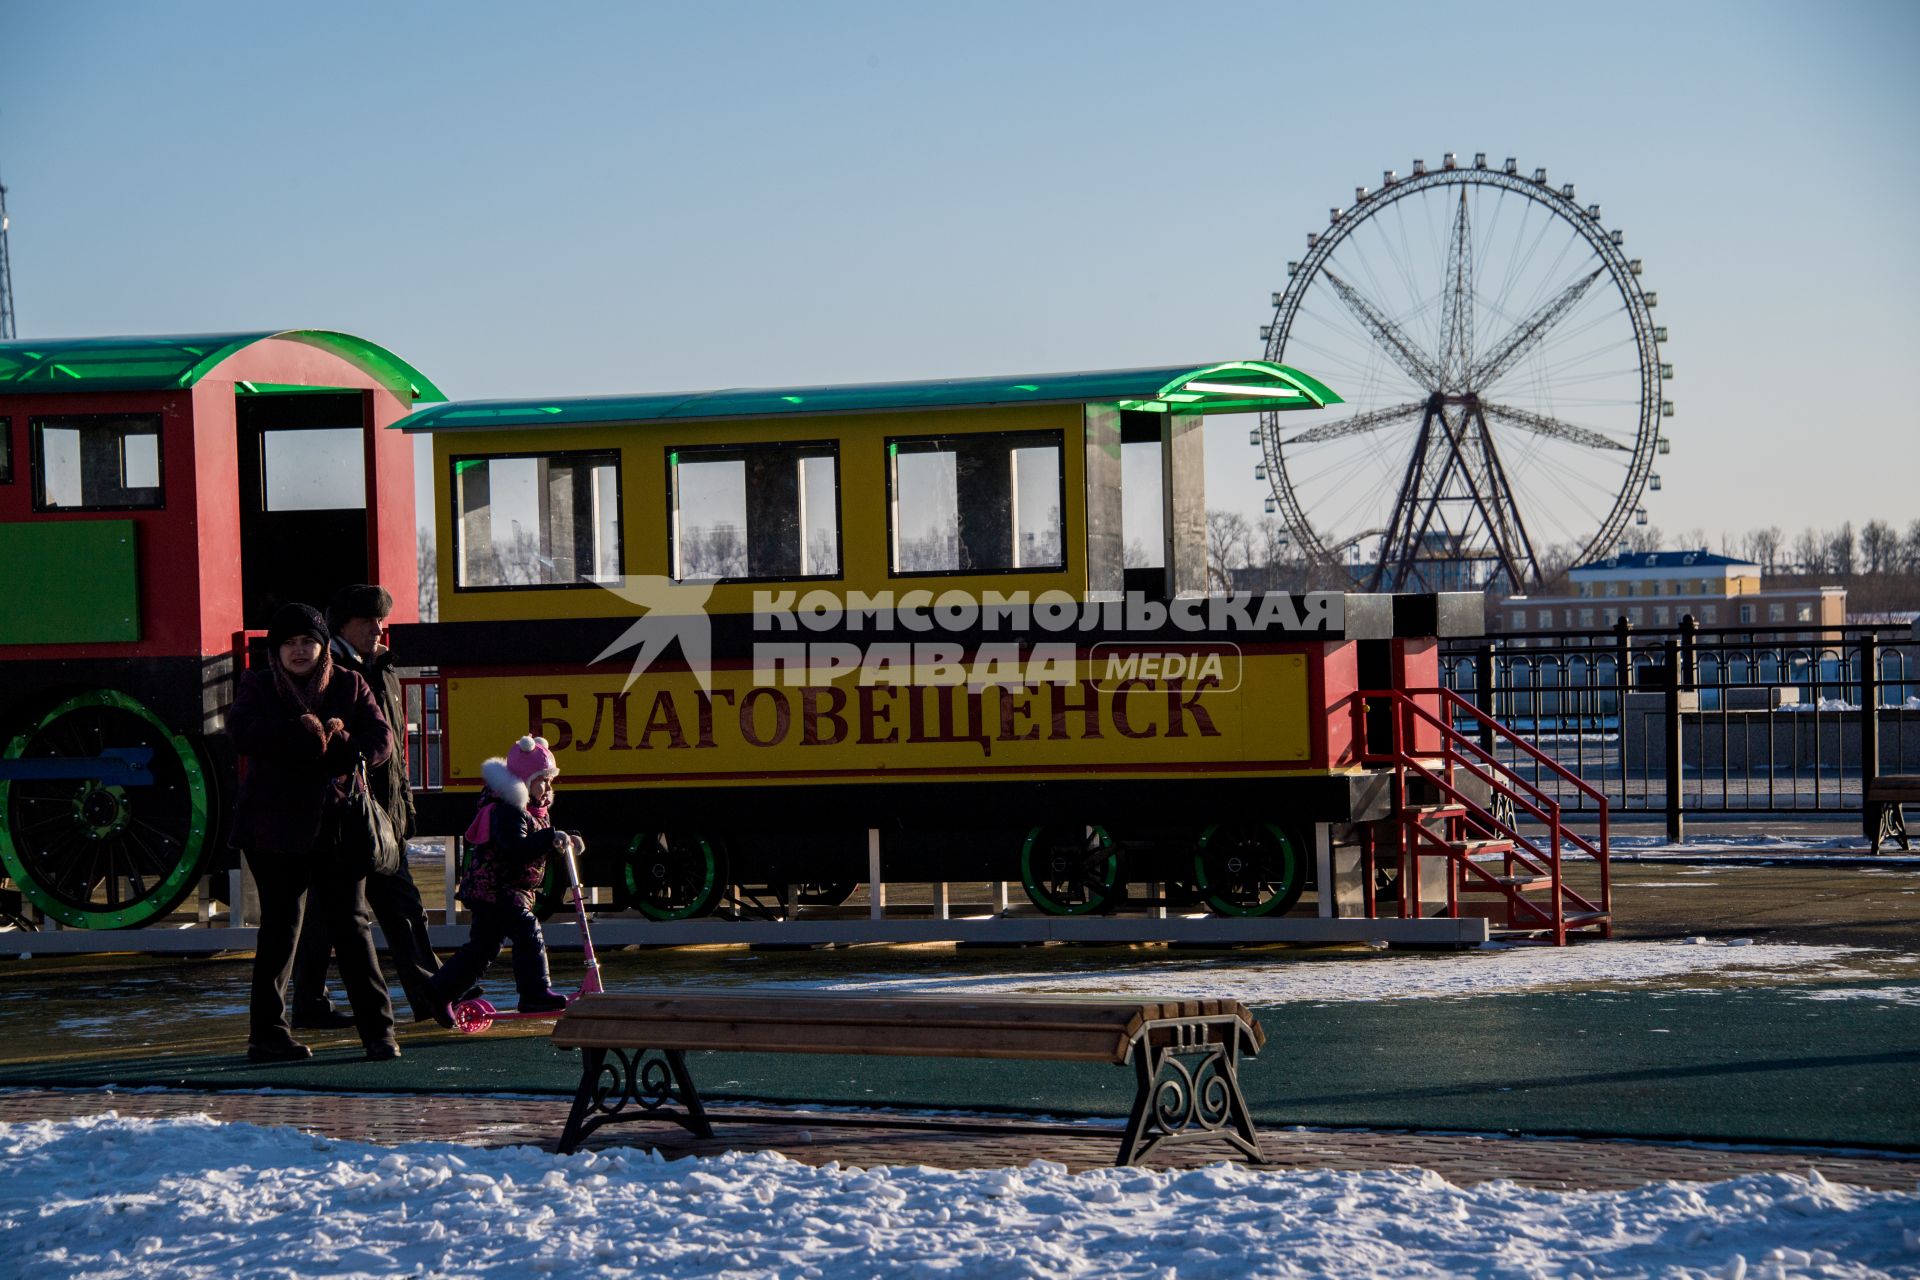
[246,1038,313,1063]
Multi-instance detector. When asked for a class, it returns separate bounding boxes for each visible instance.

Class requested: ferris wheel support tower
[0,170,15,340]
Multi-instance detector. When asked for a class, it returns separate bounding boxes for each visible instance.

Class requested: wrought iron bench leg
[1873,802,1909,855]
[557,1047,607,1154]
[1117,1031,1265,1168]
[664,1049,714,1138]
[555,1046,714,1154]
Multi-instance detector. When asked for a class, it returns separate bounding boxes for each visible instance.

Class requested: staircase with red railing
[1359,687,1611,944]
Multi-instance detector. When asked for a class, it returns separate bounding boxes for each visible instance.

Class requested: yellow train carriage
[392,362,1468,919]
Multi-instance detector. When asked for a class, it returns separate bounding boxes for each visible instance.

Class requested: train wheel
[1020,825,1122,916]
[0,689,213,929]
[623,831,727,921]
[1194,822,1306,917]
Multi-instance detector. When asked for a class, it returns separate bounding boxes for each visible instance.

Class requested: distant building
[1493,550,1847,635]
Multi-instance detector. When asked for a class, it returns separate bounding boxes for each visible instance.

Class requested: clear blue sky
[3,0,1915,547]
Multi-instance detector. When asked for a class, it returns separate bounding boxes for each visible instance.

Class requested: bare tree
[1205,509,1251,593]
[1704,517,1920,616]
[1535,541,1579,586]
[1829,522,1856,578]
[1746,526,1783,573]
[1241,515,1295,590]
[1025,504,1064,569]
[806,527,839,576]
[1793,527,1826,574]
[1619,523,1664,554]
[697,524,748,578]
[1860,520,1899,575]
[416,530,438,621]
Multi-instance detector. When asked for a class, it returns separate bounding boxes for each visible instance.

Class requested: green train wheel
[0,689,212,929]
[1020,824,1122,916]
[1194,822,1306,917]
[623,831,726,921]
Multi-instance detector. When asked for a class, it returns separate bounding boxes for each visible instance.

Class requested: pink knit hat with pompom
[506,734,560,784]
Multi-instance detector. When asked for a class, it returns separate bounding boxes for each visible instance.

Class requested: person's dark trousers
[294,863,444,1018]
[290,889,335,1016]
[245,849,311,1047]
[431,899,553,1004]
[306,870,398,1050]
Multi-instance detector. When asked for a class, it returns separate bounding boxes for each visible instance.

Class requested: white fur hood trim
[480,757,530,811]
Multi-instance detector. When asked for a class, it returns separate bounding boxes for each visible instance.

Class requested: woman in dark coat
[229,603,398,1061]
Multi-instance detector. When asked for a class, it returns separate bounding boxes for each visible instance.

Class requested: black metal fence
[1441,619,1918,835]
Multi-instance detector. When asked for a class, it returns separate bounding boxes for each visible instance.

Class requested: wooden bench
[550,990,1267,1167]
[1867,775,1920,854]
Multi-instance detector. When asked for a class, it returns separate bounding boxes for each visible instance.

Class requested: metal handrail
[1359,687,1611,942]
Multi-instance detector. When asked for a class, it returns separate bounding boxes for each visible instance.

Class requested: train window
[0,418,11,482]
[451,450,622,590]
[668,441,839,582]
[262,427,366,511]
[887,430,1064,575]
[30,414,164,511]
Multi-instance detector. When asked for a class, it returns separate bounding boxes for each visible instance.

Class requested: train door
[234,391,374,628]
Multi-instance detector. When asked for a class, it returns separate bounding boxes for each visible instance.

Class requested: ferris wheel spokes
[1261,159,1666,591]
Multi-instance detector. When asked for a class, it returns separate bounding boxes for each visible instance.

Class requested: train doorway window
[668,441,840,582]
[887,430,1064,575]
[451,449,621,590]
[1115,409,1206,600]
[236,392,375,627]
[262,428,365,511]
[0,417,11,482]
[1122,442,1165,567]
[29,414,165,511]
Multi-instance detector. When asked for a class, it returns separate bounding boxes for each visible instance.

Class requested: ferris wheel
[1258,153,1670,591]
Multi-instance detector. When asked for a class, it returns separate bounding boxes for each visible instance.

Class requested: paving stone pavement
[3,1088,1914,1191]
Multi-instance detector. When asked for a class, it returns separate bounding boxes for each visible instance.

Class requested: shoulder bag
[325,758,405,879]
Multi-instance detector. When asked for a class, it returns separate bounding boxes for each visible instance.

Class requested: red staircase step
[1460,875,1553,891]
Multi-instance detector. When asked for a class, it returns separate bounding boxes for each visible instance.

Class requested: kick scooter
[449,834,605,1034]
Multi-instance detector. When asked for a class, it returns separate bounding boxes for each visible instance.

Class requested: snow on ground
[4,1115,1915,1280]
[765,941,1878,1006]
[1800,986,1920,1008]
[1611,834,1895,855]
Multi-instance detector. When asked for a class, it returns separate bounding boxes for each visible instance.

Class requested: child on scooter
[429,735,583,1023]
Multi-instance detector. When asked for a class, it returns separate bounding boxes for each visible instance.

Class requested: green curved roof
[0,331,446,401]
[393,360,1339,433]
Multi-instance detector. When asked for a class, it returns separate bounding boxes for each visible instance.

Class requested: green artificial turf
[4,983,1914,1149]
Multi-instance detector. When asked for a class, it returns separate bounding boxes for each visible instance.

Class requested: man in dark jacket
[291,584,454,1025]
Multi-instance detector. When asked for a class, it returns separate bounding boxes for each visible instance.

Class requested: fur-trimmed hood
[464,757,533,846]
[479,757,530,811]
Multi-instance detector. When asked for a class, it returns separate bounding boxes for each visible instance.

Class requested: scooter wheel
[451,998,496,1035]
